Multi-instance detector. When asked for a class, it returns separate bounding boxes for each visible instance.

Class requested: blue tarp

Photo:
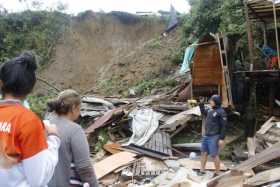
[179,45,196,74]
[261,45,277,58]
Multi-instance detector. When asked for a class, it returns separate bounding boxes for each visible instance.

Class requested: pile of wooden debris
[77,90,280,187]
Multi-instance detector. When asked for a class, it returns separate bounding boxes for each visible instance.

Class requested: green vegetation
[168,47,185,65]
[132,77,177,96]
[182,0,245,41]
[97,76,120,96]
[147,37,162,49]
[175,0,247,64]
[0,10,70,64]
[97,75,178,97]
[28,94,52,117]
[93,128,109,153]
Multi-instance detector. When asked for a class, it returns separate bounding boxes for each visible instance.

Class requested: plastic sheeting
[125,108,163,146]
[179,46,196,74]
[165,5,178,33]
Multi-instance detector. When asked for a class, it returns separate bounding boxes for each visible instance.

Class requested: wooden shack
[191,34,232,107]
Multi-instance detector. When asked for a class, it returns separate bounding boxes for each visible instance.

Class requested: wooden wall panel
[192,44,223,86]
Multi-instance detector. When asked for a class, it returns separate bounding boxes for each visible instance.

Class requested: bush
[0,11,70,65]
[147,37,162,49]
[133,77,178,96]
[28,94,52,118]
[168,48,185,65]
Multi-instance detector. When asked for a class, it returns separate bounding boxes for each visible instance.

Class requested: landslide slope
[39,12,181,94]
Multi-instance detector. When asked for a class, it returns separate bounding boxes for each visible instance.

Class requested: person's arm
[22,135,60,187]
[19,117,60,187]
[218,110,227,140]
[199,103,208,116]
[71,127,98,187]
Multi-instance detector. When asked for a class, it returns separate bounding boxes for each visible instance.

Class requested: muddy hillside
[39,12,180,94]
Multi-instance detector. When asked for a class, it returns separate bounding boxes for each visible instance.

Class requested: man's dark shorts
[201,135,220,157]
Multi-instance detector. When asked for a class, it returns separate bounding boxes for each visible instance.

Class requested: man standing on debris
[198,95,227,176]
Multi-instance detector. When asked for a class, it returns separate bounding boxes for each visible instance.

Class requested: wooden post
[263,23,267,46]
[269,83,275,116]
[244,0,254,71]
[273,0,280,69]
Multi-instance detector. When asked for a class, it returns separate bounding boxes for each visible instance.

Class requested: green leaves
[183,0,245,40]
[0,10,70,64]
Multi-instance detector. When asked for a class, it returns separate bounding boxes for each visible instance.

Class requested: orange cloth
[267,56,278,69]
[0,103,47,164]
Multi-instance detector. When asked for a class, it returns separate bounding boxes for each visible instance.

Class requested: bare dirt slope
[39,12,181,94]
[96,29,181,95]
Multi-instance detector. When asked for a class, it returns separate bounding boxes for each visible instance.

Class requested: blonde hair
[47,89,81,115]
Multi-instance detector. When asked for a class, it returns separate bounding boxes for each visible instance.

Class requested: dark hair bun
[47,90,81,115]
[18,51,37,72]
[0,51,38,97]
[47,99,61,113]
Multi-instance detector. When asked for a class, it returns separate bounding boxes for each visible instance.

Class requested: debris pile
[77,91,280,187]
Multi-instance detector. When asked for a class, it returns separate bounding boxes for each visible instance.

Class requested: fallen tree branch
[37,76,61,93]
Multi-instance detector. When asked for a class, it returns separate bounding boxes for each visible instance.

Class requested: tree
[182,0,245,41]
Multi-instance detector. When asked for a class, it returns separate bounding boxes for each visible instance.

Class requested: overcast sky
[0,0,190,14]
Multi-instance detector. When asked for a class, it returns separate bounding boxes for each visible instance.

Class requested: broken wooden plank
[257,116,277,135]
[136,94,169,106]
[158,104,189,111]
[234,142,280,171]
[82,96,115,109]
[246,167,280,186]
[103,143,122,154]
[172,143,201,151]
[94,151,137,179]
[170,123,188,138]
[85,107,123,134]
[160,106,201,131]
[208,143,280,187]
[99,173,119,186]
[207,170,244,187]
[209,171,244,187]
[178,159,227,171]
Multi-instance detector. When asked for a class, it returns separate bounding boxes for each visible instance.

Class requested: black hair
[0,51,37,97]
[47,89,81,115]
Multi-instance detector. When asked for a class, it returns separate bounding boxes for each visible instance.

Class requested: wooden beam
[244,0,255,71]
[257,116,277,135]
[37,76,60,93]
[208,142,280,187]
[269,83,275,115]
[248,3,267,23]
[263,23,268,45]
[246,167,280,186]
[233,142,280,171]
[273,0,280,69]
